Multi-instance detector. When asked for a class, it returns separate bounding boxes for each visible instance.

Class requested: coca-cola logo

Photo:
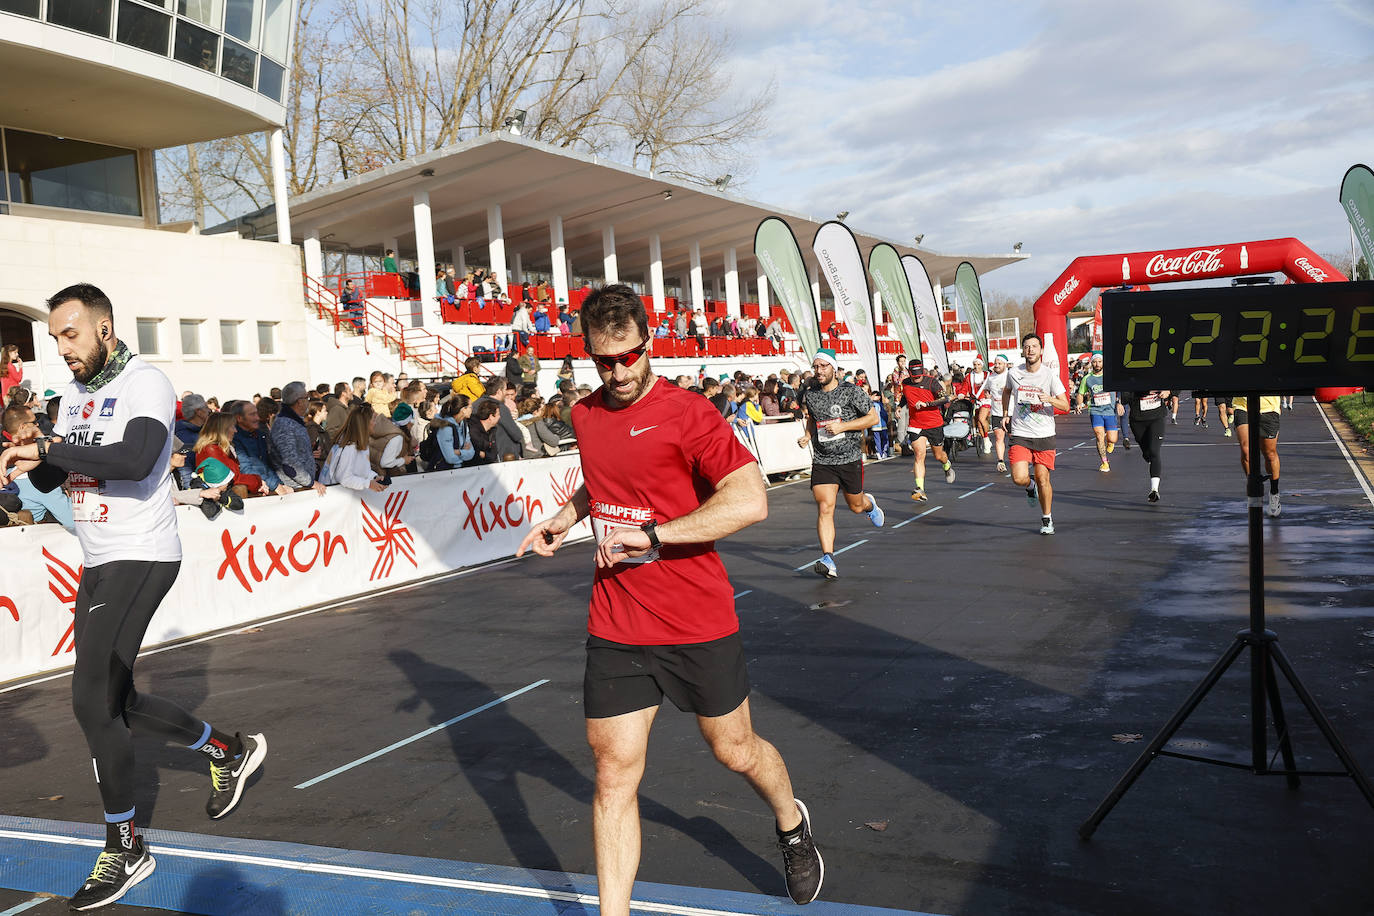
[1293,257,1329,282]
[81,399,95,420]
[1052,275,1080,306]
[1145,248,1224,279]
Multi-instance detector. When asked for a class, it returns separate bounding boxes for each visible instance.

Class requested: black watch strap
[37,437,48,461]
[641,521,661,548]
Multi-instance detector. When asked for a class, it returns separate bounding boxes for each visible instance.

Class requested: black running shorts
[584,632,750,719]
[1232,410,1280,439]
[907,426,944,446]
[810,459,864,494]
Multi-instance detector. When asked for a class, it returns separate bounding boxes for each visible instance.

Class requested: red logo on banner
[1145,248,1224,279]
[362,491,416,581]
[2,596,17,623]
[44,547,83,656]
[550,467,582,507]
[216,509,348,593]
[461,477,545,542]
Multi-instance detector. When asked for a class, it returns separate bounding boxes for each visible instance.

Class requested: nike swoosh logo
[124,859,143,876]
[89,603,106,612]
[231,747,254,778]
[629,426,657,437]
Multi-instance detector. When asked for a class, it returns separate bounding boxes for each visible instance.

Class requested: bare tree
[158,0,771,226]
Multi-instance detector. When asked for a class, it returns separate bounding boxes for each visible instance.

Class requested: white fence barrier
[0,455,591,684]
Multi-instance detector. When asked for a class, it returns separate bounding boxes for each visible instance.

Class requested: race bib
[1017,386,1043,406]
[590,500,659,565]
[1138,395,1160,411]
[70,489,109,523]
[816,423,843,443]
[1092,392,1112,407]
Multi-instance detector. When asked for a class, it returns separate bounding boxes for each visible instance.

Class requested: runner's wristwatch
[640,521,660,548]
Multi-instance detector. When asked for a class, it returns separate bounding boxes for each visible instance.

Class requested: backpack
[419,424,448,469]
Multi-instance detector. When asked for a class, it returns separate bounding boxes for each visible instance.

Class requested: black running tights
[1130,416,1165,478]
[71,560,204,818]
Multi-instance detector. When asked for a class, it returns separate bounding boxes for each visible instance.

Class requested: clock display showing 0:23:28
[1121,305,1374,370]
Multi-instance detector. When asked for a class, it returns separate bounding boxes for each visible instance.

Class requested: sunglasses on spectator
[589,340,648,372]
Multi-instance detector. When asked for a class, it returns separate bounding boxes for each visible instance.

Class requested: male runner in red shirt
[518,284,823,914]
[901,359,954,500]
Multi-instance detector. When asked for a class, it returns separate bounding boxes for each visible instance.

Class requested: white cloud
[717,0,1374,296]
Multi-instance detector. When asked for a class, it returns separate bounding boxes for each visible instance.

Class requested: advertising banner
[867,243,922,365]
[1341,164,1374,272]
[0,456,592,684]
[901,254,949,375]
[754,218,821,358]
[813,221,881,385]
[954,261,989,362]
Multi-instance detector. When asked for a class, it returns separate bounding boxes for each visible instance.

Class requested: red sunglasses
[589,340,648,372]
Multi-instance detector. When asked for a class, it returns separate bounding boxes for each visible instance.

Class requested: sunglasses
[589,340,648,372]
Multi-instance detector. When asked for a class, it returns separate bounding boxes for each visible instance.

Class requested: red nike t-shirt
[572,376,756,645]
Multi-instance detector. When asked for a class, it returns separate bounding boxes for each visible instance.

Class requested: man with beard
[0,284,265,910]
[796,348,883,579]
[1001,332,1070,534]
[517,284,823,915]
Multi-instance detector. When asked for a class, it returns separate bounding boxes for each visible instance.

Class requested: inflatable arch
[1032,238,1346,392]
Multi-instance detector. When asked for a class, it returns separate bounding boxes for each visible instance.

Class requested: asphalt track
[2,400,1373,915]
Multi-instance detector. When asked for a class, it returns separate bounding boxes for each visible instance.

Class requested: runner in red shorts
[1000,333,1070,534]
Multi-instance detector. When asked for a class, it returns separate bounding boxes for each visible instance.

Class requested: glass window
[257,57,284,102]
[259,0,288,61]
[0,0,42,18]
[176,0,219,27]
[219,320,239,355]
[116,0,171,55]
[47,0,113,36]
[179,319,202,355]
[4,128,142,217]
[136,319,160,355]
[222,0,257,45]
[220,38,255,88]
[256,321,276,355]
[173,17,218,71]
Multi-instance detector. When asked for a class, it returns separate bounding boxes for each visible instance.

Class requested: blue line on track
[893,506,942,528]
[733,590,753,599]
[0,897,46,915]
[0,815,930,916]
[295,680,549,789]
[957,484,993,499]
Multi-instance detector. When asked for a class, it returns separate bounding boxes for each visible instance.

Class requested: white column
[724,247,741,317]
[933,282,944,312]
[512,252,524,285]
[602,225,618,283]
[303,227,323,284]
[550,216,569,305]
[487,204,508,295]
[649,234,666,313]
[809,261,821,313]
[413,191,436,329]
[689,241,704,312]
[456,245,467,276]
[269,128,292,246]
[757,272,770,310]
[873,290,883,325]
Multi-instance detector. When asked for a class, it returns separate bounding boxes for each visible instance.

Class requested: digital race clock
[1101,281,1374,392]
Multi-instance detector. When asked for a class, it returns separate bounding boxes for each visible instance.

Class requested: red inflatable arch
[1032,237,1346,393]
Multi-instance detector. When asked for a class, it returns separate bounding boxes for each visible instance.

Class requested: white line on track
[1069,442,1089,450]
[0,897,46,915]
[791,538,868,571]
[1316,406,1374,509]
[295,679,549,789]
[732,590,752,599]
[893,505,942,528]
[0,829,762,916]
[958,483,994,499]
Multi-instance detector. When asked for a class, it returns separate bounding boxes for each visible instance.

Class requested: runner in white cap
[969,355,992,455]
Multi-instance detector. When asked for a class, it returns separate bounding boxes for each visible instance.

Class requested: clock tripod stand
[1078,392,1374,839]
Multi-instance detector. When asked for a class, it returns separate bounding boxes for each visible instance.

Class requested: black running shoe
[777,799,824,905]
[1148,489,1160,503]
[1122,438,1132,450]
[207,732,267,819]
[68,840,156,911]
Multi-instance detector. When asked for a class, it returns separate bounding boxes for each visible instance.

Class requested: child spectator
[423,394,474,470]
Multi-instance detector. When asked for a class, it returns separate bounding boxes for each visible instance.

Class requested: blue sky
[716,0,1374,297]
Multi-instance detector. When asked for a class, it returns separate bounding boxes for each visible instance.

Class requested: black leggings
[1130,416,1165,477]
[72,560,204,819]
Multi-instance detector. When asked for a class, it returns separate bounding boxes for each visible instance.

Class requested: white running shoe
[1268,493,1281,518]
